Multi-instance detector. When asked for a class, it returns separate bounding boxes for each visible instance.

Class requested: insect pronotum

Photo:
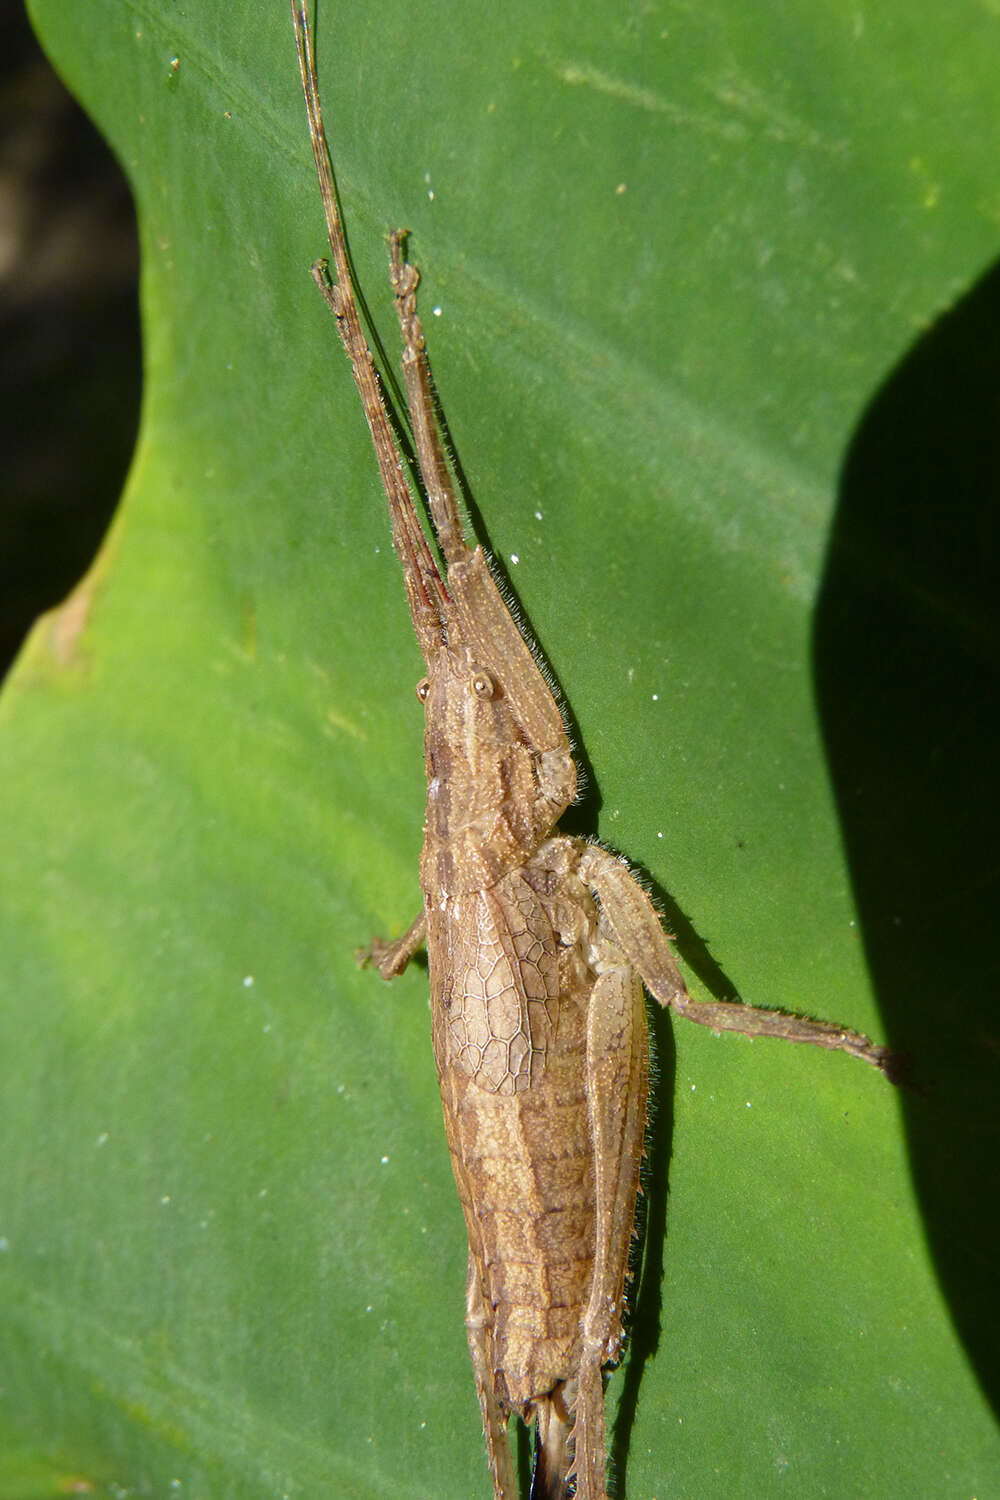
[290,6,891,1495]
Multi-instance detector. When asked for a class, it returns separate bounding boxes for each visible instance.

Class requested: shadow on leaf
[813,254,1000,1417]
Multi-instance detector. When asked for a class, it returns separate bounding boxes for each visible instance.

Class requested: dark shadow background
[0,3,140,679]
[813,259,1000,1416]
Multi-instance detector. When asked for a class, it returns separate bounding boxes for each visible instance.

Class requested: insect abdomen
[437,976,597,1410]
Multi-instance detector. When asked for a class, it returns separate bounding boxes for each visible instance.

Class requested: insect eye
[415,678,431,703]
[470,670,496,700]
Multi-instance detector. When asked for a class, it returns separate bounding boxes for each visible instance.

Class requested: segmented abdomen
[429,864,599,1409]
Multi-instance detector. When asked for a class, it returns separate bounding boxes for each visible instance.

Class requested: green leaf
[5,0,998,1496]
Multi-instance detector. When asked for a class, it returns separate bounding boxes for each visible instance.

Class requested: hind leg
[573,963,650,1499]
[466,1251,517,1499]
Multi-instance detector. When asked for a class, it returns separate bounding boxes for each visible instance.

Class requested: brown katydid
[290,5,890,1496]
